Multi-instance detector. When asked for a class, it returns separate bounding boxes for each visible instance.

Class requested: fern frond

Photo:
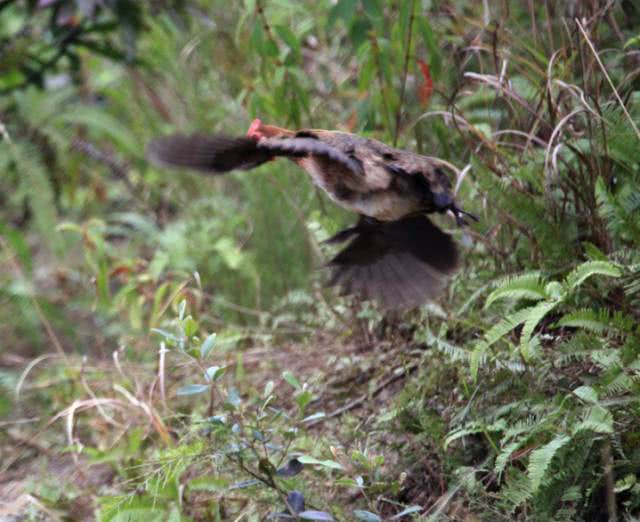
[495,439,527,479]
[571,406,613,436]
[499,468,533,513]
[483,306,539,347]
[528,434,571,494]
[10,141,61,254]
[557,308,635,335]
[485,271,546,309]
[520,301,558,344]
[563,260,621,291]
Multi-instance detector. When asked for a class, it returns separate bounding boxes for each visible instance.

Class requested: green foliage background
[1,0,640,520]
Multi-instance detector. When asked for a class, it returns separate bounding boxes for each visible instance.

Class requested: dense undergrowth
[1,0,640,520]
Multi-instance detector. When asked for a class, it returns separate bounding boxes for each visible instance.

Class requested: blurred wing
[147,134,364,175]
[258,137,364,175]
[327,215,458,308]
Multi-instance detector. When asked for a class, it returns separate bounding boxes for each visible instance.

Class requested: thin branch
[308,362,419,426]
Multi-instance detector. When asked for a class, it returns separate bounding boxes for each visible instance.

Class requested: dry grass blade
[576,18,640,142]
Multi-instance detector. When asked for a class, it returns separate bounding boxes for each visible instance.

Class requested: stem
[371,35,394,133]
[393,0,416,146]
[601,439,617,522]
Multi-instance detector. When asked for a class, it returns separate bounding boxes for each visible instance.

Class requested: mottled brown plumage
[146,119,476,308]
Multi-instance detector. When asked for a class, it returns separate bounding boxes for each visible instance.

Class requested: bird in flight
[147,119,476,308]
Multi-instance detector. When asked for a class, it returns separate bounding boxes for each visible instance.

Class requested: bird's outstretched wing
[326,214,458,308]
[146,134,363,175]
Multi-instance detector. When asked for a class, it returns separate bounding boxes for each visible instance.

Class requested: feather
[327,215,457,308]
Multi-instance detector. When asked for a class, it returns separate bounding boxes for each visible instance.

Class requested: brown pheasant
[147,119,476,308]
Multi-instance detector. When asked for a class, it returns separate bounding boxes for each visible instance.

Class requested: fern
[527,434,572,494]
[571,406,613,436]
[8,141,61,254]
[557,308,610,334]
[483,306,539,347]
[499,468,533,514]
[563,260,621,291]
[520,301,558,345]
[484,271,546,309]
[557,308,635,335]
[495,439,527,478]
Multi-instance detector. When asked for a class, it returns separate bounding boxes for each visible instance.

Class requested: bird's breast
[297,157,423,221]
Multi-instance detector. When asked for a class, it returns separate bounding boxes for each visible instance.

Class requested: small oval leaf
[205,365,226,382]
[282,370,301,390]
[200,333,217,358]
[353,510,382,522]
[297,455,343,470]
[176,383,209,396]
[299,511,334,521]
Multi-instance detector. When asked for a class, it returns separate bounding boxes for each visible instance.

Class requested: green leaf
[274,25,300,58]
[297,455,343,470]
[416,16,442,80]
[328,0,358,29]
[176,384,209,396]
[296,390,313,413]
[361,0,383,21]
[151,328,180,343]
[200,333,217,359]
[183,316,198,337]
[623,35,640,49]
[205,366,226,382]
[282,370,301,390]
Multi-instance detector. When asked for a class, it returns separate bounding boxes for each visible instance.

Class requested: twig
[308,362,419,426]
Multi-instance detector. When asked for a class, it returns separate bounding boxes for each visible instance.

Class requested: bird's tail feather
[327,215,458,308]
